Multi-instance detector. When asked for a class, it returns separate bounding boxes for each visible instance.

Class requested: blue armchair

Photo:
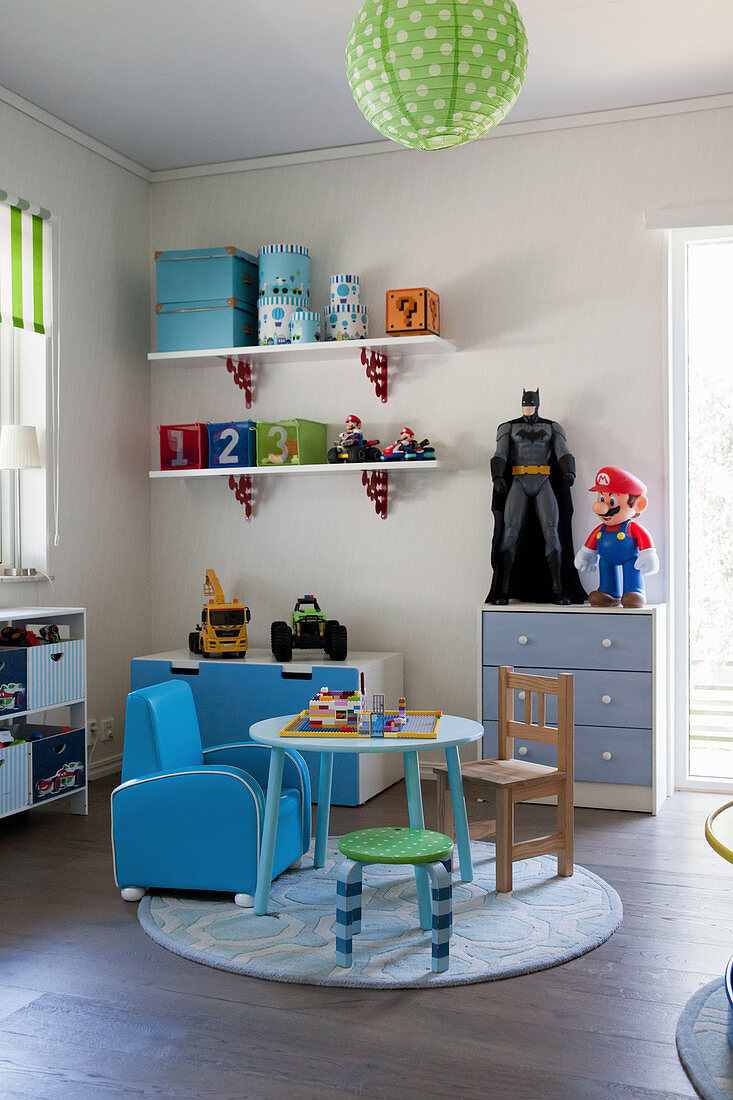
[111,680,311,907]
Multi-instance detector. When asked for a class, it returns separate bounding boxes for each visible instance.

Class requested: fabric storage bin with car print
[0,741,29,816]
[27,640,85,710]
[30,726,86,804]
[0,647,28,716]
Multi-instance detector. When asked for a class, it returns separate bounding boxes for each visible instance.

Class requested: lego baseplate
[279,710,442,738]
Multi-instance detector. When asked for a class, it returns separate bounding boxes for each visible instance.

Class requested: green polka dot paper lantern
[346,0,529,151]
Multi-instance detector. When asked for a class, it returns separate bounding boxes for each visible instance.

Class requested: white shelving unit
[0,607,87,820]
[148,334,455,369]
[149,460,443,479]
[149,333,454,516]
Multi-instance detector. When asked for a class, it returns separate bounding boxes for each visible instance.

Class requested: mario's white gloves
[635,548,660,575]
[575,546,599,572]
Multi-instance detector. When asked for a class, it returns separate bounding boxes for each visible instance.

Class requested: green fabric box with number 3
[256,419,327,466]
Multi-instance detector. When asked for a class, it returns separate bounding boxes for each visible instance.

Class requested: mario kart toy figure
[574,466,659,608]
[327,414,381,463]
[381,427,435,461]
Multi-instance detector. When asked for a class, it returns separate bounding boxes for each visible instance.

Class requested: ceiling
[2,0,733,171]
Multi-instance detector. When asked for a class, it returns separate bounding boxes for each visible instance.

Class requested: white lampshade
[0,425,41,470]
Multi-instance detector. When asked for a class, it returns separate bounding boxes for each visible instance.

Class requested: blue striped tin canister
[258,295,302,345]
[258,244,310,303]
[290,310,321,343]
[330,274,360,307]
[324,303,369,341]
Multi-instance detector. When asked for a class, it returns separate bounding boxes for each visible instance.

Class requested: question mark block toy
[386,288,440,337]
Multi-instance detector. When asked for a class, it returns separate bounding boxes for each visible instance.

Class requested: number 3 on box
[267,425,289,464]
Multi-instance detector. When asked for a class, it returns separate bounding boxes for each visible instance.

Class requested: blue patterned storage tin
[258,295,302,345]
[324,303,369,341]
[27,640,85,710]
[30,727,86,804]
[290,310,321,343]
[0,647,28,716]
[155,247,258,309]
[330,274,360,306]
[207,421,257,468]
[156,298,257,352]
[0,741,28,816]
[258,244,310,302]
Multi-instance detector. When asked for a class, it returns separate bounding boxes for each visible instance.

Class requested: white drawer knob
[518,691,525,700]
[602,751,612,761]
[518,746,528,756]
[518,635,528,645]
[602,694,611,705]
[602,638,612,648]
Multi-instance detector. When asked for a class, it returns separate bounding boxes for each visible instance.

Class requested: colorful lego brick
[386,287,440,336]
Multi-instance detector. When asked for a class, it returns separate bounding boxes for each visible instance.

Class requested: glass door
[674,232,733,786]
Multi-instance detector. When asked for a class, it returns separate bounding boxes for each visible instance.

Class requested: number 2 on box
[218,428,240,465]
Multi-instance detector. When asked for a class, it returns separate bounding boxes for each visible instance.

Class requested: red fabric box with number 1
[159,423,209,470]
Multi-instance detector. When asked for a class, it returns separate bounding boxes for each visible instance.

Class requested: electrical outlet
[88,720,98,742]
[101,718,114,742]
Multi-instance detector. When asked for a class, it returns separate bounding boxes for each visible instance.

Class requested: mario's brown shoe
[621,591,646,608]
[588,590,621,607]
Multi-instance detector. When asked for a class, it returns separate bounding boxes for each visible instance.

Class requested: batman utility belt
[512,465,550,475]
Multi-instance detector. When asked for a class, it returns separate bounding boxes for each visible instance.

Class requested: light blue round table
[249,714,484,918]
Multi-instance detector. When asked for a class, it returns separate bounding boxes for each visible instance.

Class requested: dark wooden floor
[0,778,729,1099]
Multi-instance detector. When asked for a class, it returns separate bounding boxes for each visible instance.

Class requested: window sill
[0,573,54,582]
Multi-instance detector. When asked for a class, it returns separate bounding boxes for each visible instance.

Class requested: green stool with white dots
[335,826,454,973]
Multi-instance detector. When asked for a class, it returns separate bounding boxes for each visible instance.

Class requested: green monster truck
[271,595,348,662]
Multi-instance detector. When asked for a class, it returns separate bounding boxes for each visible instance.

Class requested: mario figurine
[339,414,363,448]
[395,426,418,455]
[574,467,659,608]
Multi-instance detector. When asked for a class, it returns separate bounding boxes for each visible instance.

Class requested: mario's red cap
[590,466,647,495]
[400,426,415,435]
[346,413,361,425]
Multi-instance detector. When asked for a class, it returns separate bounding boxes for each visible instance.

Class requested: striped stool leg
[427,859,452,973]
[335,859,363,968]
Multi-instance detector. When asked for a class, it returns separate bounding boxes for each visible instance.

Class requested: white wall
[0,100,152,769]
[147,107,731,724]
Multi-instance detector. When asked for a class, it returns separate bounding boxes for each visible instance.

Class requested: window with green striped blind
[0,190,53,573]
[0,191,52,335]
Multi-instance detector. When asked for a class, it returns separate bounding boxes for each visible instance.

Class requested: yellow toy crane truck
[188,569,250,659]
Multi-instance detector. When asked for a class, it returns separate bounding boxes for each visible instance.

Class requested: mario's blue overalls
[595,520,645,599]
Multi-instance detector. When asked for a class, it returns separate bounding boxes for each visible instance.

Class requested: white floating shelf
[149,460,443,519]
[148,334,455,368]
[150,461,443,479]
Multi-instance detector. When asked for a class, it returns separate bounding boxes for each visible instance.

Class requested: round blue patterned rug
[137,839,622,988]
[677,979,733,1099]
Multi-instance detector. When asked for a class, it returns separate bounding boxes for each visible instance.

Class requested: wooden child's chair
[433,666,574,892]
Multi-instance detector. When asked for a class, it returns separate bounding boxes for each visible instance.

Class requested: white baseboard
[88,752,122,781]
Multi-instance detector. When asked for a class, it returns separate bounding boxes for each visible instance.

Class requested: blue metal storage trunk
[156,298,257,352]
[155,247,258,309]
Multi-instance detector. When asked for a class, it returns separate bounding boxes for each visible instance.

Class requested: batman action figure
[486,389,586,605]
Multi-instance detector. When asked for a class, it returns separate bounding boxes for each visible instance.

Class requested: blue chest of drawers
[480,605,667,813]
[131,648,404,806]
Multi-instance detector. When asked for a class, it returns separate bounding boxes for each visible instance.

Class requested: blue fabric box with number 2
[207,421,257,469]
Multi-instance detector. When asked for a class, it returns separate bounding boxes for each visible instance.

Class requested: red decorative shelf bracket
[228,474,253,521]
[361,347,388,402]
[362,470,388,519]
[226,357,253,408]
